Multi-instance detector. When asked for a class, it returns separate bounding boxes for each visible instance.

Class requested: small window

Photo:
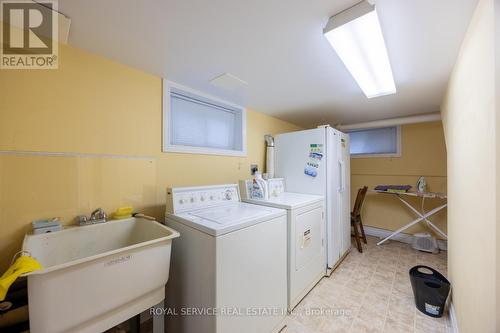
[348,126,401,157]
[163,80,246,156]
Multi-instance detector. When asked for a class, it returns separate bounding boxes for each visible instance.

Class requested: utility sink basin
[22,217,180,333]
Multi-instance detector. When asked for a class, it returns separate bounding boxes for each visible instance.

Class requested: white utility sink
[22,217,180,333]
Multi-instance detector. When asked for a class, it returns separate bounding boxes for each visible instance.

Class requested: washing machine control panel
[166,184,240,213]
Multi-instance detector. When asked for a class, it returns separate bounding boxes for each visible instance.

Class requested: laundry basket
[409,265,450,318]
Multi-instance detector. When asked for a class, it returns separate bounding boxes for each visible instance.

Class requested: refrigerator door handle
[338,160,345,192]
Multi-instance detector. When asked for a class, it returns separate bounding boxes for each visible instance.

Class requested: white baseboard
[363,225,447,251]
[448,301,459,333]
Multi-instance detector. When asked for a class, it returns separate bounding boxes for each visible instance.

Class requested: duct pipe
[337,112,441,131]
[264,135,274,179]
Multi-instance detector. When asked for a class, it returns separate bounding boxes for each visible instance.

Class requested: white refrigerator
[274,126,351,271]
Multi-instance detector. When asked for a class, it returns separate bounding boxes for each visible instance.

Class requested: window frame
[347,125,402,158]
[162,79,247,157]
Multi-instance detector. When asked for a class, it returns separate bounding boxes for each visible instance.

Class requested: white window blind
[163,81,246,156]
[348,126,400,156]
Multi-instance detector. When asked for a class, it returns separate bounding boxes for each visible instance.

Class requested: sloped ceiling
[59,0,478,126]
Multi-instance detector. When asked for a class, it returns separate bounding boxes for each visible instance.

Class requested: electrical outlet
[250,164,258,175]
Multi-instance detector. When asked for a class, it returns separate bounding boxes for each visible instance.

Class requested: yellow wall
[441,0,497,331]
[496,0,500,326]
[351,121,447,237]
[0,43,301,273]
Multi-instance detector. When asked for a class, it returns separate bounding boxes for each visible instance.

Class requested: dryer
[240,178,325,311]
[165,184,287,333]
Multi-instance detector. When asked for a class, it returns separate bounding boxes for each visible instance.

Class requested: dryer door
[295,206,324,271]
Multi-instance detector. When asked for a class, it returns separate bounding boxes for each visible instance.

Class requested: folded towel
[0,255,42,301]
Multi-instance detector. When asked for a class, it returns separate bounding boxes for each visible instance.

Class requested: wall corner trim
[449,301,459,333]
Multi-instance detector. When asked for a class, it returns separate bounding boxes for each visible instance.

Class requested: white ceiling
[59,0,478,127]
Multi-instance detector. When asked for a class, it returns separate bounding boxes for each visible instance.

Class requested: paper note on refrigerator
[304,144,323,177]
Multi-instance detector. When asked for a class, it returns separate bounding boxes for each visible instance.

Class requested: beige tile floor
[284,236,450,333]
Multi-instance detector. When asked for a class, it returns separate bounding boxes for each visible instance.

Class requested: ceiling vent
[209,73,247,90]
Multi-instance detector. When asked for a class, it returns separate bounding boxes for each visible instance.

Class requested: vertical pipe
[264,135,275,178]
[266,146,275,179]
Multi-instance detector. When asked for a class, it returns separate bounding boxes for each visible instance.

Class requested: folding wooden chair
[351,186,368,252]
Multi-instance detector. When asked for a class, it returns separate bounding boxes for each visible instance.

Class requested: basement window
[163,80,246,156]
[347,126,401,157]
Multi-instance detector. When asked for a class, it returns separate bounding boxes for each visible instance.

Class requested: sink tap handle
[90,208,107,221]
[78,215,89,225]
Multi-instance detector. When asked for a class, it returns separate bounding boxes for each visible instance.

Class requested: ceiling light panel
[324,1,396,98]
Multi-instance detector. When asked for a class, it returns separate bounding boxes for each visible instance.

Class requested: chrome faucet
[90,208,107,223]
[78,208,107,226]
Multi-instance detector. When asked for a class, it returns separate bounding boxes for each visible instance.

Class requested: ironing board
[368,190,447,246]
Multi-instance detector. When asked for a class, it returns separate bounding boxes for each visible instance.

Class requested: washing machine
[165,184,287,333]
[240,178,326,311]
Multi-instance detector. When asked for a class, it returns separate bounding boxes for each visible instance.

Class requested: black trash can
[409,265,450,318]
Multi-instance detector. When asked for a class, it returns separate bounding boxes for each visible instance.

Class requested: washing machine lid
[168,202,285,236]
[242,192,324,210]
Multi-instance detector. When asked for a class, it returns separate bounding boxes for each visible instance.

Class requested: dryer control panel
[166,184,240,214]
[239,177,286,200]
[267,178,285,198]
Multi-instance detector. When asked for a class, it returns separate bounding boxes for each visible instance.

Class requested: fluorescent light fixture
[323,1,396,98]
